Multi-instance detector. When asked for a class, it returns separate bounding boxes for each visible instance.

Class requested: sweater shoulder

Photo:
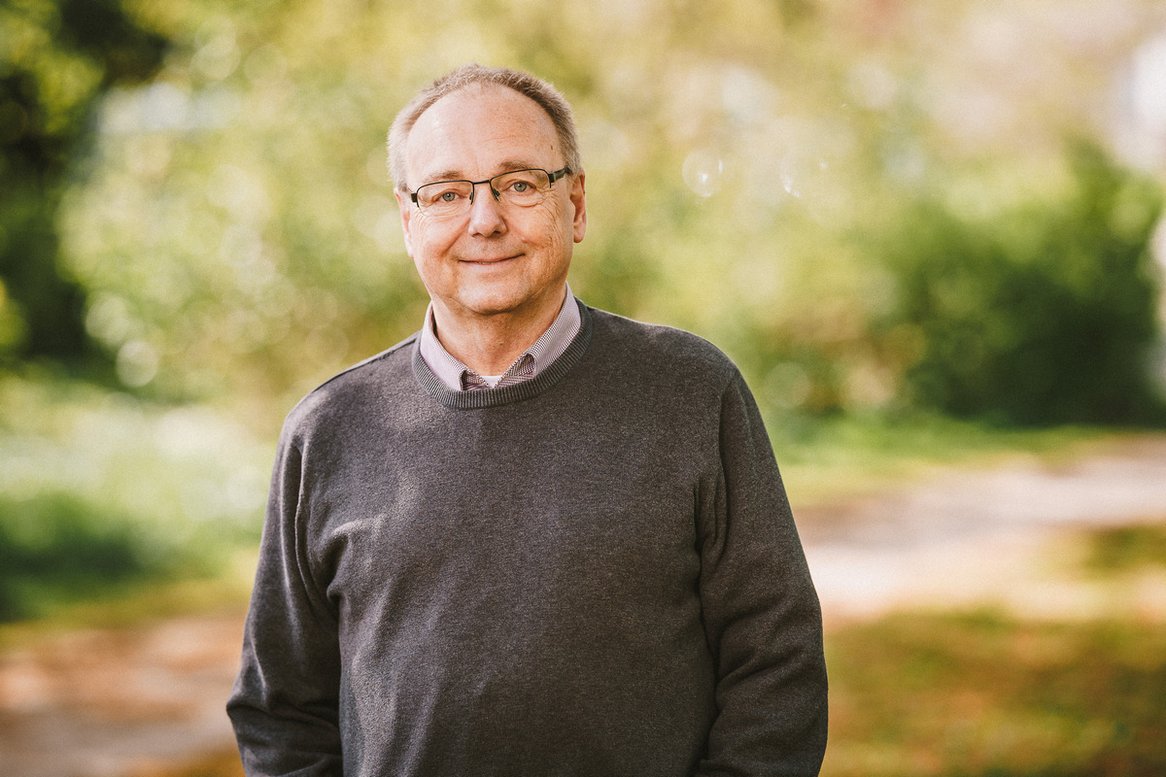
[588,307,741,385]
[282,334,418,438]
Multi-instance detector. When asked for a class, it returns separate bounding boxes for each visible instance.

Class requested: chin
[459,294,528,317]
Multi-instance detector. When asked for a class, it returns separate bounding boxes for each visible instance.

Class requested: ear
[569,171,587,244]
[394,189,414,256]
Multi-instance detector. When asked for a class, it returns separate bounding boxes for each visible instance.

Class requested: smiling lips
[461,253,522,265]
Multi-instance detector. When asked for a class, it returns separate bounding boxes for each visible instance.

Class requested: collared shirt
[418,285,582,391]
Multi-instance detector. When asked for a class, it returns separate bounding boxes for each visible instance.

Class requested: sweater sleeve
[226,426,345,777]
[695,371,828,776]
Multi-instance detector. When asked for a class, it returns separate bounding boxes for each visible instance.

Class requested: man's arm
[695,371,828,776]
[227,431,345,776]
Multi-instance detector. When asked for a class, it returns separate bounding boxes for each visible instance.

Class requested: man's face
[396,83,587,325]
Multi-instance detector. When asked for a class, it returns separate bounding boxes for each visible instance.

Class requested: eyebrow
[419,159,550,184]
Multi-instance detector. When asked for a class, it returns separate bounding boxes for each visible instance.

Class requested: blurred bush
[874,143,1164,425]
[0,491,166,620]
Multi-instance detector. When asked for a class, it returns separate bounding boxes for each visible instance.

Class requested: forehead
[404,83,561,181]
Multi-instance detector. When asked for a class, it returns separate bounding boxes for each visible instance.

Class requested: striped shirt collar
[418,284,582,391]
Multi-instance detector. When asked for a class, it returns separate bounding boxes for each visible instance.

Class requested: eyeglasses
[409,166,572,218]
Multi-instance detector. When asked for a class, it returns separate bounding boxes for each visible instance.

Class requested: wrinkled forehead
[404,84,561,182]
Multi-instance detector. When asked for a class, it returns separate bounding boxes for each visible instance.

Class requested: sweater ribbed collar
[418,285,582,391]
[412,300,593,410]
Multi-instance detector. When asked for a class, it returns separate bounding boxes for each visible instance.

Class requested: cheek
[409,225,454,265]
[521,205,572,254]
[408,237,449,290]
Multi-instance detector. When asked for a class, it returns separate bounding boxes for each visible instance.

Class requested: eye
[418,182,471,208]
[495,171,547,201]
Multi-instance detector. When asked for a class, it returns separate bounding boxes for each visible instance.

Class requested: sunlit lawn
[826,609,1166,776]
[771,410,1114,508]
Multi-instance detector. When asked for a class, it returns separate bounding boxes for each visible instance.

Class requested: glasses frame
[409,166,573,213]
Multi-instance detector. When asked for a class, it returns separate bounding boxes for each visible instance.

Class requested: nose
[466,181,506,235]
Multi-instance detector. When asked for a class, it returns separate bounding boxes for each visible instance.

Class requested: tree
[0,0,167,365]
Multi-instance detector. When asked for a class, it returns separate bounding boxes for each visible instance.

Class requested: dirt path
[801,434,1166,625]
[0,613,244,777]
[2,434,1165,777]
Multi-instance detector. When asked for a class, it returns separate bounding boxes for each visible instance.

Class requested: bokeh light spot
[682,149,724,198]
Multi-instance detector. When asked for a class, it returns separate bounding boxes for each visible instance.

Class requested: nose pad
[467,181,506,232]
[468,181,501,204]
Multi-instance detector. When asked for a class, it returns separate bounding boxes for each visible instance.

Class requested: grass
[822,523,1166,777]
[771,410,1117,507]
[0,373,270,624]
[1084,524,1166,575]
[824,609,1166,777]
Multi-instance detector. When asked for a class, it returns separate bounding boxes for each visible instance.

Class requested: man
[228,64,828,776]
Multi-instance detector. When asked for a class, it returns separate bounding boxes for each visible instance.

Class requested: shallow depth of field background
[2,0,1166,775]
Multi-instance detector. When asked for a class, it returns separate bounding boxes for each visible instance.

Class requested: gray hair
[387,64,582,193]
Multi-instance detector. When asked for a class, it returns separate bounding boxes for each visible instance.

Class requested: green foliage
[1,0,1162,422]
[875,144,1165,425]
[0,0,168,365]
[0,491,168,620]
[826,610,1166,776]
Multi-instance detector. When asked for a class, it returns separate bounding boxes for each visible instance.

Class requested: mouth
[460,253,521,265]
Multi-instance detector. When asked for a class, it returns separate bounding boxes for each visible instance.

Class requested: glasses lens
[414,169,557,216]
[492,168,555,207]
[415,181,474,215]
[492,169,551,207]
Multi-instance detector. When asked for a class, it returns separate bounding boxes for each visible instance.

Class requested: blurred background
[2,0,1166,775]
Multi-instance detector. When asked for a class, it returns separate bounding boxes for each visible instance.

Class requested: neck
[431,288,566,375]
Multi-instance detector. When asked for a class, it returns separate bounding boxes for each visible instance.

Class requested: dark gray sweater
[227,302,827,776]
